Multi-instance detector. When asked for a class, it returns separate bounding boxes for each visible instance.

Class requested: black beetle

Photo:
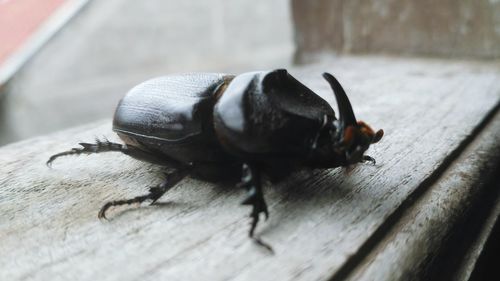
[48,69,383,249]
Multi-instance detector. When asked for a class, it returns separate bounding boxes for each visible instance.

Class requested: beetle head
[323,73,384,165]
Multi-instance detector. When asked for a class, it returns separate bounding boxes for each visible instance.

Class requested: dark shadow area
[427,163,500,281]
[470,209,500,280]
[255,167,354,237]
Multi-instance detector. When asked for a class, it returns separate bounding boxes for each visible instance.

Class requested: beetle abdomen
[113,73,237,164]
[113,73,227,141]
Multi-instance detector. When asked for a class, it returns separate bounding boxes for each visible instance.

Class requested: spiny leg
[239,163,273,252]
[98,168,188,219]
[47,138,122,166]
[47,138,182,167]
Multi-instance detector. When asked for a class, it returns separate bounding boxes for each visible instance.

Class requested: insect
[47,70,383,250]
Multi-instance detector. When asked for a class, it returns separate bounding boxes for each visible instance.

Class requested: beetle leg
[361,155,376,165]
[47,138,183,168]
[239,163,274,253]
[47,139,122,166]
[98,169,188,219]
[239,164,269,231]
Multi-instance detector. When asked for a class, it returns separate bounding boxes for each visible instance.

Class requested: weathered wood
[292,0,500,62]
[454,182,500,281]
[345,106,500,281]
[1,56,499,280]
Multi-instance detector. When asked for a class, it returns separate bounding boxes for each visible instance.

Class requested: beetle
[47,69,383,249]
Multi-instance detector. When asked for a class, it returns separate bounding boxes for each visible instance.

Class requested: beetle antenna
[322,73,357,127]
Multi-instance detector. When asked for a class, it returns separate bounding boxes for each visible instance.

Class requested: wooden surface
[292,0,500,62]
[1,56,500,280]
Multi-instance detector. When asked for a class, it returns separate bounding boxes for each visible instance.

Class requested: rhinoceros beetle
[48,69,383,250]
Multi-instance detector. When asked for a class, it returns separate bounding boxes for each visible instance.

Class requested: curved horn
[322,73,357,126]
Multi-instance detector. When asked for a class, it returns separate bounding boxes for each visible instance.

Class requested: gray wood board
[1,56,499,280]
[347,106,500,281]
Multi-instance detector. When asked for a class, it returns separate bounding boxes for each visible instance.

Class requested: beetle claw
[98,202,112,220]
[362,155,376,165]
[252,236,274,254]
[46,139,126,167]
[247,205,273,253]
[148,186,165,205]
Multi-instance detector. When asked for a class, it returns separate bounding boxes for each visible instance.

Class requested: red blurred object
[0,0,66,65]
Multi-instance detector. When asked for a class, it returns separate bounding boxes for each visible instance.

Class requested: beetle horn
[322,73,357,127]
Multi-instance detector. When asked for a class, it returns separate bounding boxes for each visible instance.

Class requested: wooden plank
[292,0,500,62]
[0,56,499,280]
[345,105,500,281]
[454,183,500,281]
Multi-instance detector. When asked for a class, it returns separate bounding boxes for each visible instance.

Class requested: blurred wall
[0,0,293,145]
[293,0,500,63]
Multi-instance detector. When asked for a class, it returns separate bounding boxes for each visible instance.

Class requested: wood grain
[1,56,499,280]
[292,0,500,61]
[345,104,500,281]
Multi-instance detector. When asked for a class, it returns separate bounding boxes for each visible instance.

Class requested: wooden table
[1,56,499,280]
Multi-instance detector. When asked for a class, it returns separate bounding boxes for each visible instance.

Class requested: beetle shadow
[99,166,372,241]
[102,174,241,221]
[255,168,361,237]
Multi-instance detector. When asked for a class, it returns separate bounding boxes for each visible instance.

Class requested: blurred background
[0,0,499,146]
[0,0,294,145]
